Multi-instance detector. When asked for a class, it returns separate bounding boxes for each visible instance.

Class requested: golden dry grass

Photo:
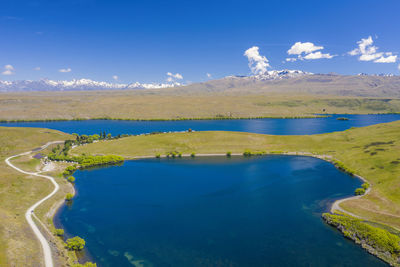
[0,127,72,266]
[1,91,400,120]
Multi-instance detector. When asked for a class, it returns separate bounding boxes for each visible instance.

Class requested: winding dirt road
[5,141,64,267]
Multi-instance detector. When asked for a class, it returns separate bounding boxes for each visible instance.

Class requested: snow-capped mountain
[224,70,313,81]
[0,78,181,92]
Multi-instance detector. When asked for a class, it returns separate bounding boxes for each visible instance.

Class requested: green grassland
[71,121,400,231]
[1,91,400,121]
[0,127,72,266]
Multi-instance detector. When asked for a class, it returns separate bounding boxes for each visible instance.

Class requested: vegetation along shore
[1,121,400,265]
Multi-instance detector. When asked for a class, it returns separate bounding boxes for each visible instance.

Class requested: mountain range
[1,70,399,98]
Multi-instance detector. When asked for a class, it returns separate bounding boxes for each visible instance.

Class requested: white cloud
[349,36,398,64]
[286,41,334,61]
[287,42,323,55]
[59,68,72,73]
[398,64,400,72]
[303,51,334,60]
[285,58,297,62]
[244,46,270,75]
[166,72,183,83]
[33,67,41,71]
[374,54,397,63]
[206,73,212,78]
[2,65,15,75]
[167,72,183,80]
[112,75,119,81]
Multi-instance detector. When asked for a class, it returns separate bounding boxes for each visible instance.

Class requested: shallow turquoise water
[55,156,386,266]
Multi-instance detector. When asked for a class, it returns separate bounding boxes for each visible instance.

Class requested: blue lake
[1,114,400,135]
[56,156,386,266]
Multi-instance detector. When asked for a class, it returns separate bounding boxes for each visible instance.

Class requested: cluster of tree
[66,236,85,251]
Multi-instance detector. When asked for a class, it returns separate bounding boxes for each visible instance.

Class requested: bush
[243,150,252,156]
[66,236,85,251]
[323,213,400,255]
[355,188,366,195]
[178,152,182,158]
[155,154,161,158]
[191,152,196,157]
[362,183,370,190]
[72,262,97,267]
[65,193,73,201]
[67,176,75,183]
[54,229,64,236]
[226,151,231,157]
[72,263,97,267]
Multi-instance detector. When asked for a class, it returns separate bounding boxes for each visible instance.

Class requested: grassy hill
[0,127,71,266]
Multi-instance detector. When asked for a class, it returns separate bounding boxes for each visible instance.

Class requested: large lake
[56,156,385,266]
[1,114,400,135]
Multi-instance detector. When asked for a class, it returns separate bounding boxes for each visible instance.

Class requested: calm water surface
[1,114,400,135]
[55,156,386,266]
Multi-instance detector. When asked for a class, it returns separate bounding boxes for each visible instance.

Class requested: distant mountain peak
[0,78,181,92]
[224,69,313,81]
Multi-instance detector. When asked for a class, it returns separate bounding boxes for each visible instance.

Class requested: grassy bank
[1,91,400,120]
[0,127,72,266]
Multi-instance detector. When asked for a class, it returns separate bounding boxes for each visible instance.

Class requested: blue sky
[1,0,399,83]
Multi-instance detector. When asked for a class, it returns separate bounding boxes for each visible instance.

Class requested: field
[72,121,400,231]
[0,127,72,266]
[1,91,400,121]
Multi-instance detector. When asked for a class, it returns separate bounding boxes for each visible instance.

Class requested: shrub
[66,236,85,251]
[72,262,97,267]
[65,193,73,201]
[243,150,252,156]
[155,154,161,158]
[178,152,182,158]
[67,176,75,183]
[362,183,370,190]
[354,188,366,195]
[226,151,232,157]
[323,213,400,255]
[72,263,97,267]
[54,229,64,236]
[191,152,196,157]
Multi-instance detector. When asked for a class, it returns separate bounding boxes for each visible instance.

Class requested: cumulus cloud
[166,72,183,82]
[112,75,119,81]
[244,46,270,75]
[286,41,334,61]
[303,51,334,60]
[349,36,398,63]
[206,73,212,78]
[59,68,72,73]
[287,42,323,55]
[2,65,15,75]
[33,67,41,71]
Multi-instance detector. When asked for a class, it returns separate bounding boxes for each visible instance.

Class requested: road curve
[5,141,64,267]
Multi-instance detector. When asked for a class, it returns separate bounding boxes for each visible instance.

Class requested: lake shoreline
[51,152,372,264]
[1,112,400,123]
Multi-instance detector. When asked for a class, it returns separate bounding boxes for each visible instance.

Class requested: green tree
[355,188,366,195]
[66,236,86,251]
[54,229,64,236]
[226,151,232,157]
[65,193,73,201]
[67,176,75,183]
